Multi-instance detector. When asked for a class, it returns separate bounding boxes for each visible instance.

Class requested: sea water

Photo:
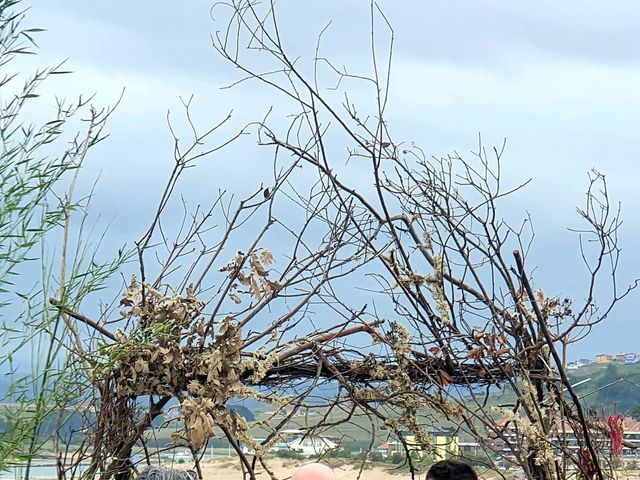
[0,464,60,480]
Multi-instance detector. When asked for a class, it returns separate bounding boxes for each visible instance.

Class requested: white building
[268,430,339,456]
[285,435,338,456]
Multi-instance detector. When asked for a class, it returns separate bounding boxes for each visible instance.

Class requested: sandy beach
[171,458,436,480]
[168,458,640,480]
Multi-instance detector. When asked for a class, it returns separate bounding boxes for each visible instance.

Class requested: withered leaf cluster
[95,276,246,451]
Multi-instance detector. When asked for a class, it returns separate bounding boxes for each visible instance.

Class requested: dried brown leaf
[250,253,269,277]
[237,272,252,287]
[467,346,485,360]
[249,276,261,300]
[119,275,140,306]
[259,249,274,266]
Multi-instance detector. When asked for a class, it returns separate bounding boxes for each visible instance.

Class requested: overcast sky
[19,0,640,359]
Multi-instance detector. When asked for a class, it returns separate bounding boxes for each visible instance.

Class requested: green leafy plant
[0,0,128,472]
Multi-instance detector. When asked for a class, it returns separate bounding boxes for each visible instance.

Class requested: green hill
[461,362,640,420]
[2,363,639,450]
[568,362,640,416]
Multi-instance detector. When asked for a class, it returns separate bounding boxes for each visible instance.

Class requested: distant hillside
[568,362,640,415]
[464,363,640,419]
[2,363,638,446]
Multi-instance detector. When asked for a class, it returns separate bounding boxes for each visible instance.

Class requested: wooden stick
[49,298,117,342]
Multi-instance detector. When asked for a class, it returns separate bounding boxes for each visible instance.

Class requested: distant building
[607,352,639,364]
[458,442,481,456]
[375,441,397,459]
[595,354,613,364]
[427,429,460,461]
[568,358,592,370]
[286,435,338,456]
[491,416,640,462]
[269,431,338,456]
[240,440,263,455]
[375,429,459,461]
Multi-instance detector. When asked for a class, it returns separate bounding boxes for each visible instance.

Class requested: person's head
[292,463,336,480]
[426,460,477,480]
[137,466,197,480]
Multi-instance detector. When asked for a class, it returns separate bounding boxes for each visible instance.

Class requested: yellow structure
[595,354,613,364]
[402,431,460,461]
[402,435,422,457]
[431,430,460,461]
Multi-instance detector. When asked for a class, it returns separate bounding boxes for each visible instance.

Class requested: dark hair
[426,460,478,480]
[137,467,198,480]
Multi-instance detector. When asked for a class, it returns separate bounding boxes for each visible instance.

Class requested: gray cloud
[15,0,640,361]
